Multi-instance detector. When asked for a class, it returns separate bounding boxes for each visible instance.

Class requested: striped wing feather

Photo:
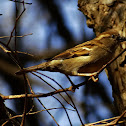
[52,42,95,60]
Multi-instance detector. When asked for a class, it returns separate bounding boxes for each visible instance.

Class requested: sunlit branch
[0,33,33,39]
[1,86,74,100]
[85,110,126,126]
[2,107,73,126]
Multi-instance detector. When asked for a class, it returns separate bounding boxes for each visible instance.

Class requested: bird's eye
[111,35,115,38]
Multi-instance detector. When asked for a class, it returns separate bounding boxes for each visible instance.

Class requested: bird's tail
[15,62,49,75]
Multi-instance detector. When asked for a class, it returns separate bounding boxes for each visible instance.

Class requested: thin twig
[1,86,74,100]
[32,72,74,108]
[0,41,20,67]
[26,72,59,126]
[7,1,26,46]
[0,33,33,39]
[21,74,28,126]
[53,96,72,126]
[0,44,33,56]
[2,107,70,126]
[34,72,84,125]
[37,98,60,126]
[84,110,126,126]
[33,73,84,125]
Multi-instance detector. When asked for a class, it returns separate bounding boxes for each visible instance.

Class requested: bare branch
[0,33,33,39]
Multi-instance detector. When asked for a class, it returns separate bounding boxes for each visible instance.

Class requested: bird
[16,29,126,78]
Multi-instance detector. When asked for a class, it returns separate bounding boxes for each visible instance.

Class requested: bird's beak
[118,36,126,42]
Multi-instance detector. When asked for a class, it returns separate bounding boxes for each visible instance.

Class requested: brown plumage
[16,29,126,76]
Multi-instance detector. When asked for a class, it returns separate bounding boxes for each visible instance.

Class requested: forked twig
[85,110,126,126]
[2,107,71,126]
[0,43,34,57]
[32,72,74,108]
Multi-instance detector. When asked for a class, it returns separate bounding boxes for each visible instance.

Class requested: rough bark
[78,0,126,117]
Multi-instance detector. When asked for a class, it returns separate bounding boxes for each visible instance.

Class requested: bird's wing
[52,42,96,60]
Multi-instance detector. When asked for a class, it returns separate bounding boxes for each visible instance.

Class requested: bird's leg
[76,72,99,82]
[91,74,99,82]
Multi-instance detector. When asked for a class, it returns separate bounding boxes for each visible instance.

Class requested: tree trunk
[78,0,126,120]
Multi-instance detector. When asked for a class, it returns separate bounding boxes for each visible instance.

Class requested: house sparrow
[16,29,126,77]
